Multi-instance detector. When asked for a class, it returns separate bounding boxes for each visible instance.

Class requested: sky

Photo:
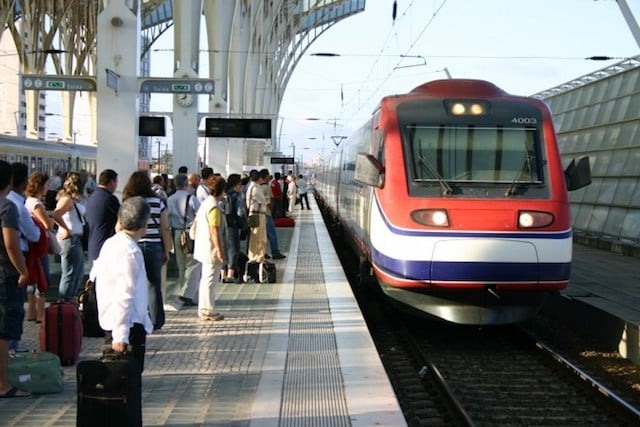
[277,0,640,161]
[45,1,638,162]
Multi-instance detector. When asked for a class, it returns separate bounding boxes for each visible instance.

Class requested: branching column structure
[1,0,96,141]
[52,0,98,143]
[203,0,348,172]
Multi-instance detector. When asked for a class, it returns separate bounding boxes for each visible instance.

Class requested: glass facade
[538,57,640,243]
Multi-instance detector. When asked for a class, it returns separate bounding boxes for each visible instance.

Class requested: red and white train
[315,79,591,325]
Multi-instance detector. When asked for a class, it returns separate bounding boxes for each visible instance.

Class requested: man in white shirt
[196,167,214,203]
[94,196,154,372]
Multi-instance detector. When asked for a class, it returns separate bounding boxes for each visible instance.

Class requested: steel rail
[535,340,640,421]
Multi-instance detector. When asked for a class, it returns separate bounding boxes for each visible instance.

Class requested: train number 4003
[511,117,538,125]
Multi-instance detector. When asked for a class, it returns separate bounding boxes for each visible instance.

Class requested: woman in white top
[24,173,54,322]
[52,172,86,300]
[245,171,267,263]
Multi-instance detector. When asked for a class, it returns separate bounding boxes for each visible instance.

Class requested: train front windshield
[409,125,541,184]
[399,99,546,197]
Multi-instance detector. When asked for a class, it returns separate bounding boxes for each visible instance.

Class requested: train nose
[431,239,539,284]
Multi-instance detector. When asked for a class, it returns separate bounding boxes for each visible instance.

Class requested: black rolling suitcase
[76,353,142,427]
[244,261,276,283]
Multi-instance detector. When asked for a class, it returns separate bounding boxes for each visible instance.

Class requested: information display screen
[205,118,271,138]
[139,116,166,136]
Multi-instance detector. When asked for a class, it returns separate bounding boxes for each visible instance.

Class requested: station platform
[0,199,406,426]
[544,241,640,365]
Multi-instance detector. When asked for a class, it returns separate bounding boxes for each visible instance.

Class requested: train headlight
[470,103,485,115]
[411,209,450,227]
[450,103,466,115]
[518,211,554,228]
[445,100,489,116]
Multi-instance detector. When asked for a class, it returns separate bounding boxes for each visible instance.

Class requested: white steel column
[228,2,250,116]
[204,0,234,175]
[96,0,141,192]
[172,0,202,174]
[617,0,640,49]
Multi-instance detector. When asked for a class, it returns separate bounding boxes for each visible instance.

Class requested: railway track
[358,284,639,426]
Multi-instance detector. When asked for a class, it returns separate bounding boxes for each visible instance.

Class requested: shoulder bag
[180,195,195,254]
[247,203,260,228]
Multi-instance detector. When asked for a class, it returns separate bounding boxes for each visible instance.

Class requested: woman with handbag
[24,173,54,322]
[245,170,267,265]
[52,172,86,301]
[122,171,173,330]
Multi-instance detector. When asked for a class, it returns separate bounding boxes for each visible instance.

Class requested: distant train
[0,134,97,177]
[315,79,591,325]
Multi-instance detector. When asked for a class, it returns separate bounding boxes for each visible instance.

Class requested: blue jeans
[172,230,201,300]
[58,235,84,299]
[265,215,281,255]
[225,226,241,273]
[41,254,50,292]
[139,241,165,330]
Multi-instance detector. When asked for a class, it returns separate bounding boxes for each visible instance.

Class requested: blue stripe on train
[371,250,571,282]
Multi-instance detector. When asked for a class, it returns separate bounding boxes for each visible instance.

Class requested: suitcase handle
[101,346,133,361]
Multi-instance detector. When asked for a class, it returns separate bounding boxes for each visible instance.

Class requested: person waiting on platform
[85,169,120,263]
[122,171,172,330]
[187,173,200,196]
[167,173,200,306]
[7,163,40,353]
[221,173,247,283]
[0,160,31,398]
[25,172,54,323]
[52,172,85,301]
[269,172,284,218]
[297,174,310,210]
[286,175,298,214]
[193,176,226,321]
[94,196,154,373]
[196,167,214,203]
[245,170,268,265]
[261,170,285,260]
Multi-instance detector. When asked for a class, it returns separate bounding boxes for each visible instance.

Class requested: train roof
[0,134,96,156]
[409,79,509,98]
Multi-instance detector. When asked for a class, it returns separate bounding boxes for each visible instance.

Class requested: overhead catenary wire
[337,0,449,127]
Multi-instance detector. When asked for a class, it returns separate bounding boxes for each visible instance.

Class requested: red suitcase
[274,217,295,227]
[40,301,83,366]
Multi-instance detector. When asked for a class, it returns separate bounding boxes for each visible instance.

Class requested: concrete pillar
[96,0,141,194]
[171,0,202,174]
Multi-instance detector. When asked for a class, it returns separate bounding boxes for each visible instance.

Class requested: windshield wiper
[417,154,454,196]
[505,153,534,196]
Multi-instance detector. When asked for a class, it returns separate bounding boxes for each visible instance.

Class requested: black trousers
[299,192,310,209]
[103,323,147,372]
